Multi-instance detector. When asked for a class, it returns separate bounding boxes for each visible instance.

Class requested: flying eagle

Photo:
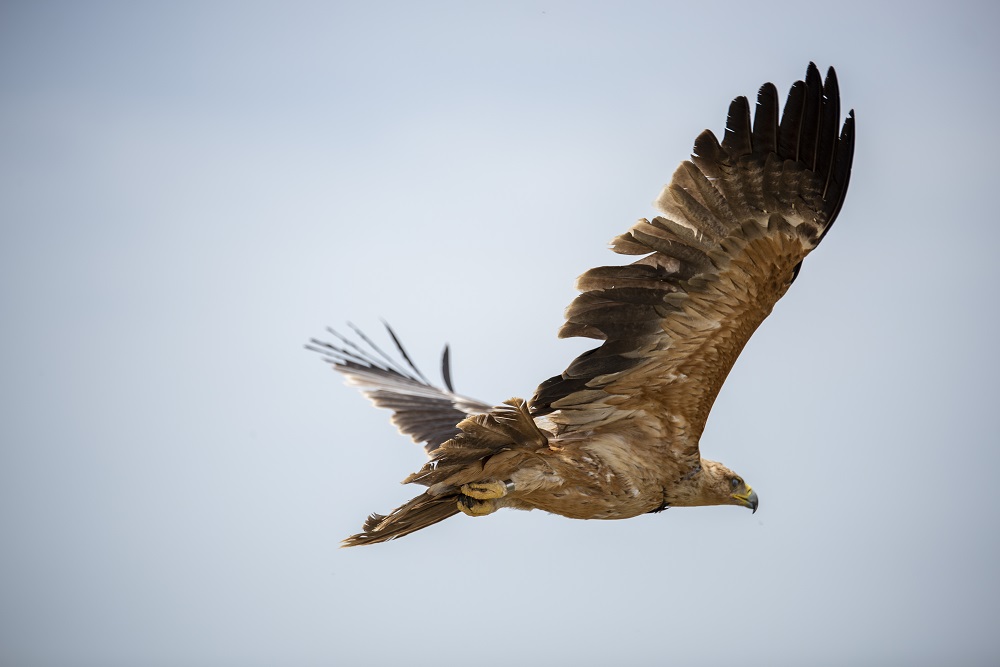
[311,63,855,546]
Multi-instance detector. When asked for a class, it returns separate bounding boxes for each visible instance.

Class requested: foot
[460,480,509,500]
[457,480,513,516]
[457,495,497,516]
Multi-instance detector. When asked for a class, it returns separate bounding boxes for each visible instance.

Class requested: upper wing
[531,63,855,446]
[309,323,493,453]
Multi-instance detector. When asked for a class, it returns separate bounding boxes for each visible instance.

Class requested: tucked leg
[457,495,499,517]
[460,480,509,500]
[456,479,515,516]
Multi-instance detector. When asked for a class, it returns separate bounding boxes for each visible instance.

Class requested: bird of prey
[311,63,855,546]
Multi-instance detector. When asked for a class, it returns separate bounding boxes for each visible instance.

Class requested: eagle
[311,63,855,546]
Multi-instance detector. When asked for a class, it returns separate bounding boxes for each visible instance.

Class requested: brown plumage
[310,63,855,546]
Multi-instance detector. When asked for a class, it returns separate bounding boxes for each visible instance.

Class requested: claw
[460,480,509,500]
[457,495,498,517]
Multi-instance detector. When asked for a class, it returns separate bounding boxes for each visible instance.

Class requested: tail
[342,492,460,547]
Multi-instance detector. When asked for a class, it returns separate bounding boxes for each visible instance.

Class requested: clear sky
[2,1,998,665]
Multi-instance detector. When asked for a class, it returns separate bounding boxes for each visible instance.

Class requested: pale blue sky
[2,1,998,665]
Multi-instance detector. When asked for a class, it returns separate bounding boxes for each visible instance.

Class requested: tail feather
[341,492,460,547]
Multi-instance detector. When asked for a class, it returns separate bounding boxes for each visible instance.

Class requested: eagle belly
[509,427,679,520]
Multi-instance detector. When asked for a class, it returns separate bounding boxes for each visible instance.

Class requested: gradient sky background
[2,2,999,665]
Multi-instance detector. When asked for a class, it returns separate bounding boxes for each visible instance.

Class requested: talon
[461,480,509,500]
[457,495,497,517]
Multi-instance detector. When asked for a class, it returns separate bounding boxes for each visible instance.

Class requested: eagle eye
[730,478,741,489]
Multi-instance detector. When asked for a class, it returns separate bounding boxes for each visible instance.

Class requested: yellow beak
[732,487,759,514]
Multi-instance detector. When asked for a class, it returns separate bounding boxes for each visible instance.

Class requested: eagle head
[674,459,758,513]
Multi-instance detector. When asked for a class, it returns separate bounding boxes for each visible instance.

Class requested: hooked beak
[732,487,759,514]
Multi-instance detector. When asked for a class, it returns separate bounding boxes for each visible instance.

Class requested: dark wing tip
[441,345,454,393]
[774,63,854,231]
[798,62,824,170]
[721,95,753,157]
[777,79,805,160]
[380,320,432,386]
[818,108,855,240]
[751,82,780,154]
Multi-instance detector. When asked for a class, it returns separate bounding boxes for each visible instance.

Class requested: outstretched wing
[309,323,493,453]
[531,63,855,448]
